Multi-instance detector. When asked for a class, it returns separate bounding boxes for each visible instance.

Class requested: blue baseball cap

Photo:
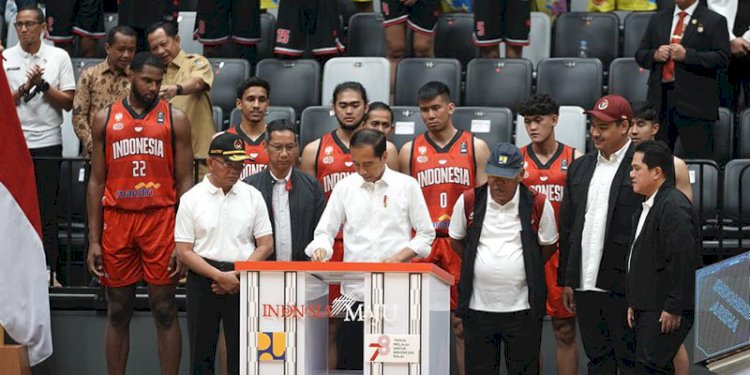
[485,143,524,178]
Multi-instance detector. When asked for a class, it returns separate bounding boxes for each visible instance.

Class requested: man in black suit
[559,95,644,374]
[244,119,326,261]
[627,140,699,374]
[635,0,729,159]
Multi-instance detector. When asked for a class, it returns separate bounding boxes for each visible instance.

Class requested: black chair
[608,57,649,103]
[179,0,199,11]
[390,106,428,151]
[739,108,750,158]
[347,13,386,57]
[394,58,462,106]
[452,107,514,147]
[464,58,532,111]
[212,106,223,132]
[553,12,620,67]
[299,106,339,150]
[675,108,734,166]
[536,58,603,109]
[256,59,321,115]
[229,106,297,128]
[717,159,750,251]
[208,59,251,118]
[685,159,721,225]
[71,58,104,83]
[257,13,277,61]
[434,13,479,68]
[623,12,655,57]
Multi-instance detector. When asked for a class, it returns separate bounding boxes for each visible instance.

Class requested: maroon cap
[585,95,632,122]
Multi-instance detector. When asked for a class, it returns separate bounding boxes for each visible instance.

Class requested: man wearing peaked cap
[558,95,644,374]
[175,131,274,374]
[450,143,558,374]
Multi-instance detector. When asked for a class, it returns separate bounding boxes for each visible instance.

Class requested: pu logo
[134,182,161,189]
[257,332,286,361]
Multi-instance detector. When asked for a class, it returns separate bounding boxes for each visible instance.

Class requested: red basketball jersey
[103,99,176,210]
[520,142,575,218]
[410,130,476,235]
[316,131,356,200]
[226,125,269,179]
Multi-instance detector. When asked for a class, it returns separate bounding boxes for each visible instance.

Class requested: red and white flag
[0,56,53,365]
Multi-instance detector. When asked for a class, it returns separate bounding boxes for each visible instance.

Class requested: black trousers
[29,145,62,272]
[575,291,636,375]
[337,301,364,370]
[463,309,542,375]
[660,84,714,159]
[634,310,694,374]
[719,57,750,111]
[186,260,240,375]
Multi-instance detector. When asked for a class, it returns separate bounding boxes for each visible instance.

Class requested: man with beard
[226,77,272,179]
[86,52,194,375]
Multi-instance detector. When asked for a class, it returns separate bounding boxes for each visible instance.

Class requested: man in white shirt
[449,143,558,374]
[306,128,435,369]
[559,95,644,374]
[2,6,75,283]
[707,0,750,112]
[175,132,274,375]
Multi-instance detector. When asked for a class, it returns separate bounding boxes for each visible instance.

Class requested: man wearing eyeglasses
[2,5,75,286]
[176,131,274,374]
[244,119,327,262]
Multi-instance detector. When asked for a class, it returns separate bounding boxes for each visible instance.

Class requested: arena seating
[207,58,251,120]
[322,57,390,105]
[608,57,649,103]
[452,107,514,147]
[394,58,462,106]
[622,12,655,57]
[536,57,603,110]
[347,12,387,57]
[434,13,478,68]
[554,12,620,67]
[256,58,321,114]
[229,106,297,129]
[464,58,533,111]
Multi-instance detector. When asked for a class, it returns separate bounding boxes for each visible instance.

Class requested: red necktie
[662,11,688,82]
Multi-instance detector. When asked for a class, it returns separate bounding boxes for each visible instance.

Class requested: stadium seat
[71,58,104,83]
[739,109,750,158]
[347,13,386,57]
[57,160,88,243]
[177,11,203,55]
[452,107,513,147]
[322,57,390,105]
[685,160,720,224]
[719,159,750,248]
[515,106,587,151]
[554,12,620,67]
[299,106,340,150]
[608,57,649,103]
[500,12,551,68]
[257,13,277,61]
[394,58,462,106]
[391,106,428,151]
[61,111,80,157]
[623,12,655,57]
[674,108,734,166]
[464,58,533,111]
[212,106,223,132]
[96,13,119,57]
[208,58,251,118]
[256,58,321,115]
[536,58,603,110]
[229,106,297,128]
[434,13,478,68]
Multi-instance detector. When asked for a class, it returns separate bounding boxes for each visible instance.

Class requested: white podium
[235,261,453,375]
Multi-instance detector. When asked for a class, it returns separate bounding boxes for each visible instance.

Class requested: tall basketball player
[87,52,194,375]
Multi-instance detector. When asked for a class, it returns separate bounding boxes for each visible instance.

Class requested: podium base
[0,345,32,375]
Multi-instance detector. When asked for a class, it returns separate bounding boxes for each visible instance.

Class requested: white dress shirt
[671,1,699,41]
[707,0,742,40]
[579,140,631,292]
[305,166,435,300]
[270,169,293,261]
[628,191,656,272]
[2,42,76,149]
[449,186,558,313]
[175,176,273,263]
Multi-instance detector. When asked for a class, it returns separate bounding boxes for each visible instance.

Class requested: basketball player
[517,94,583,375]
[87,52,194,375]
[400,81,490,375]
[226,77,271,179]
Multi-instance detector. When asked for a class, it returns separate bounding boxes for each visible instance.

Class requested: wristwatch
[176,84,184,95]
[38,79,50,93]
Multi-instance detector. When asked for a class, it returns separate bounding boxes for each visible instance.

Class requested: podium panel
[236,262,452,375]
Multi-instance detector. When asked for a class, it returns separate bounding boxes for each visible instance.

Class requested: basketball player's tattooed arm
[473,138,490,186]
[300,139,321,176]
[398,141,413,175]
[86,107,109,278]
[171,108,194,198]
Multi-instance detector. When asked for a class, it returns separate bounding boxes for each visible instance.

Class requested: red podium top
[234,261,454,285]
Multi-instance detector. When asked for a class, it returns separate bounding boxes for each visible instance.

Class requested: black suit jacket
[626,185,699,313]
[243,168,326,261]
[559,144,645,293]
[635,4,730,121]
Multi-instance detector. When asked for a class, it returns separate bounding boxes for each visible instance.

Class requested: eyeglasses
[212,157,245,170]
[14,21,43,30]
[268,143,297,153]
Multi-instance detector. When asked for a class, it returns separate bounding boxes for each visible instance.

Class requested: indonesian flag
[0,57,53,365]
